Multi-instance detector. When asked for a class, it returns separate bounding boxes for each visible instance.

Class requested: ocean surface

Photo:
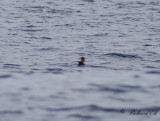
[0,0,160,121]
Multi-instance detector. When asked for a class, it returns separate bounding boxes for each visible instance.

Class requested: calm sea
[0,0,160,121]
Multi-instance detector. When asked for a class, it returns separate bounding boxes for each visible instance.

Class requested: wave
[3,64,21,69]
[45,105,121,112]
[44,104,160,113]
[0,74,12,79]
[36,47,59,52]
[146,71,160,74]
[83,0,94,2]
[69,114,98,119]
[0,110,23,114]
[104,53,142,59]
[89,83,126,93]
[45,68,64,74]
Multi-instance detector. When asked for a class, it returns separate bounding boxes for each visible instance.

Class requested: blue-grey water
[0,0,160,121]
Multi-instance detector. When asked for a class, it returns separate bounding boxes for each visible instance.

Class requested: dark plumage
[78,57,85,66]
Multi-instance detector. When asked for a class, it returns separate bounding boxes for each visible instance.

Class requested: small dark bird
[78,57,85,66]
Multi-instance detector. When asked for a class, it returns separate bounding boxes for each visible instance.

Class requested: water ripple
[45,68,64,74]
[146,71,160,74]
[36,47,59,52]
[89,84,126,93]
[3,64,21,69]
[45,105,121,112]
[69,114,99,120]
[44,105,160,114]
[0,110,23,115]
[104,53,142,59]
[0,74,12,78]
